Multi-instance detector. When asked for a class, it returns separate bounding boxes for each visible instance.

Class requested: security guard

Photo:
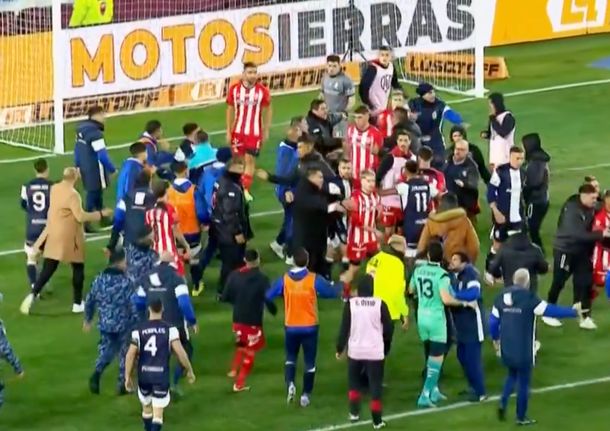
[83,249,134,395]
[0,295,24,409]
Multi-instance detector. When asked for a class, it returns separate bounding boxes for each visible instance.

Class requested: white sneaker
[484,272,495,286]
[269,241,285,259]
[286,382,296,404]
[534,340,542,355]
[579,317,597,330]
[300,394,310,407]
[20,293,34,315]
[72,302,85,314]
[285,256,295,266]
[349,413,360,422]
[542,317,562,328]
[373,421,387,429]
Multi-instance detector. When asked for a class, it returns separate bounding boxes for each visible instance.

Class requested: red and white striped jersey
[347,125,383,179]
[226,81,271,137]
[145,203,179,259]
[348,189,380,245]
[376,109,394,138]
[419,167,446,210]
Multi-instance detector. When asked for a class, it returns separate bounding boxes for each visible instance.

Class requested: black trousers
[348,358,384,414]
[31,258,85,304]
[305,242,330,280]
[547,249,593,316]
[526,201,549,253]
[218,243,245,292]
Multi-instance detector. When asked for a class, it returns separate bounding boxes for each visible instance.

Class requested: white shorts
[138,385,171,409]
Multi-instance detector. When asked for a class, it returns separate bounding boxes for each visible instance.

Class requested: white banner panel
[63,0,496,98]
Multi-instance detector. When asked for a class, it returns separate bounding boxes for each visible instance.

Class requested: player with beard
[340,170,381,297]
[226,62,272,200]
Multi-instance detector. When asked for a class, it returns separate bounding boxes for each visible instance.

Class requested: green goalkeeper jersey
[410,261,451,317]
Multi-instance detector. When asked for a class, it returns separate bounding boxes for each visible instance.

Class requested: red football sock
[236,354,255,388]
[242,174,253,191]
[230,348,243,375]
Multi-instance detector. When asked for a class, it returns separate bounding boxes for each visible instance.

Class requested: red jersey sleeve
[436,170,446,194]
[349,192,365,227]
[226,83,236,106]
[377,112,388,137]
[167,204,179,225]
[593,210,607,231]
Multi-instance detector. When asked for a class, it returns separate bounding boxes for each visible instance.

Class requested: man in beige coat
[20,168,112,315]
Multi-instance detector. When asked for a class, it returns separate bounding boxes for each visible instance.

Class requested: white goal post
[0,0,489,155]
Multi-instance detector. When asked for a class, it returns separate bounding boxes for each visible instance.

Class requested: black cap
[109,248,126,265]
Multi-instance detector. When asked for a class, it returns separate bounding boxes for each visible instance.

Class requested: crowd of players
[3,48,610,430]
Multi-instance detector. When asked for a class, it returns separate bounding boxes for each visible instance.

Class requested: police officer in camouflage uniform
[125,225,158,284]
[84,249,135,395]
[0,294,24,408]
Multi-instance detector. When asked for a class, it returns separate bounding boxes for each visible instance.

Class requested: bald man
[20,168,113,315]
[444,140,480,223]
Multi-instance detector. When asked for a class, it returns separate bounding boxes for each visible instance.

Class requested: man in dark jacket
[221,249,277,392]
[292,167,345,279]
[522,133,550,253]
[544,183,610,330]
[448,252,486,402]
[489,230,548,293]
[211,157,252,290]
[259,137,336,184]
[444,140,480,223]
[306,100,344,157]
[446,125,490,184]
[74,106,116,230]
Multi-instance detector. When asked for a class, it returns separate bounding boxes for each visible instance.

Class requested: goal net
[0,0,486,155]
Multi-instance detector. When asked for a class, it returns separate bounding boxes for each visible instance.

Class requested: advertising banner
[491,0,610,45]
[405,53,509,80]
[64,0,493,98]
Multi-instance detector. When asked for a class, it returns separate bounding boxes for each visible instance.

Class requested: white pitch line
[565,162,610,171]
[0,209,283,257]
[306,375,610,431]
[2,78,610,165]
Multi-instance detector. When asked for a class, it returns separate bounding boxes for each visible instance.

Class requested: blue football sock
[285,362,296,387]
[303,369,316,394]
[422,357,442,397]
[151,419,162,431]
[501,370,517,409]
[26,264,37,287]
[516,369,531,420]
[142,416,152,431]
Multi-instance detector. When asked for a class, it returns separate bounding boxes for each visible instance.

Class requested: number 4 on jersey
[144,335,158,357]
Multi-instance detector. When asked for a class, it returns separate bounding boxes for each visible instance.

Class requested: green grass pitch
[0,35,610,431]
